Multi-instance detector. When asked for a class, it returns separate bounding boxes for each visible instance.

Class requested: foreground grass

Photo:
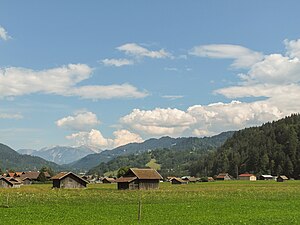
[0,181,300,224]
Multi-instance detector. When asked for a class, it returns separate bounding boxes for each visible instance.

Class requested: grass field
[1,181,300,224]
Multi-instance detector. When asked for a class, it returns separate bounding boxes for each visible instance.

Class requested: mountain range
[70,131,234,172]
[18,146,96,165]
[0,143,61,171]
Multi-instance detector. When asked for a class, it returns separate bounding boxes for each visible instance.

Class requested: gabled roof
[0,177,13,186]
[116,177,137,183]
[239,173,255,177]
[261,175,273,178]
[51,172,89,183]
[277,175,288,180]
[128,168,163,180]
[216,173,230,178]
[102,177,116,183]
[171,177,187,183]
[19,172,40,180]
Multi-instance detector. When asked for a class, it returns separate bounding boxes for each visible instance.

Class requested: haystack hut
[216,173,232,181]
[0,177,21,188]
[51,172,88,188]
[116,168,163,190]
[171,177,188,184]
[277,175,288,182]
[102,177,116,183]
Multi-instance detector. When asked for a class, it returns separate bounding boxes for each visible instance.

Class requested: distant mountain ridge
[68,131,234,171]
[0,143,61,171]
[87,131,235,176]
[18,146,96,165]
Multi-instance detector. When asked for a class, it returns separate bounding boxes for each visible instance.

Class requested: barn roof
[0,177,13,186]
[102,177,116,183]
[129,168,163,180]
[171,177,187,183]
[239,173,255,177]
[216,173,229,178]
[261,175,273,178]
[278,175,288,180]
[51,172,89,183]
[19,172,40,180]
[116,177,137,183]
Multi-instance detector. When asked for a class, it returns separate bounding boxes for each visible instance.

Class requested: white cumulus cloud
[190,44,264,68]
[117,43,172,59]
[0,113,23,119]
[66,129,143,149]
[0,64,148,100]
[120,108,197,136]
[66,129,113,149]
[56,111,100,131]
[102,58,134,67]
[0,26,11,41]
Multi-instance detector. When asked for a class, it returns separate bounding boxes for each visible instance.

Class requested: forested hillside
[87,131,234,177]
[189,114,300,178]
[69,132,233,171]
[0,143,61,171]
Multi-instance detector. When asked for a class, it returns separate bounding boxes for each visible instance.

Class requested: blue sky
[1,1,300,150]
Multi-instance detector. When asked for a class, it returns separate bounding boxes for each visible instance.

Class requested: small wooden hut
[0,177,21,188]
[116,168,163,190]
[216,173,232,181]
[277,175,288,182]
[102,177,116,183]
[51,172,88,188]
[171,177,188,185]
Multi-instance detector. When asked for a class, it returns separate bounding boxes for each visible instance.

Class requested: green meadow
[1,181,300,224]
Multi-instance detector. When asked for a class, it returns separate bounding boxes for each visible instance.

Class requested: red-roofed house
[238,173,257,181]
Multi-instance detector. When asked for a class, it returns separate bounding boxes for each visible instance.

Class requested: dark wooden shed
[171,177,188,185]
[277,175,288,182]
[51,172,88,188]
[116,168,163,190]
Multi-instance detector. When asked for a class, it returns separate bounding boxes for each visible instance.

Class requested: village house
[277,175,289,182]
[171,177,188,184]
[51,172,89,188]
[215,173,232,181]
[102,177,116,184]
[116,168,163,190]
[238,173,257,181]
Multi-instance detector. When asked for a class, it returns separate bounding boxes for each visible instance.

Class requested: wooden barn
[216,173,232,181]
[277,175,289,182]
[0,177,21,188]
[182,176,198,183]
[102,177,116,183]
[51,172,88,188]
[171,177,188,184]
[21,177,32,185]
[238,173,257,181]
[116,168,163,190]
